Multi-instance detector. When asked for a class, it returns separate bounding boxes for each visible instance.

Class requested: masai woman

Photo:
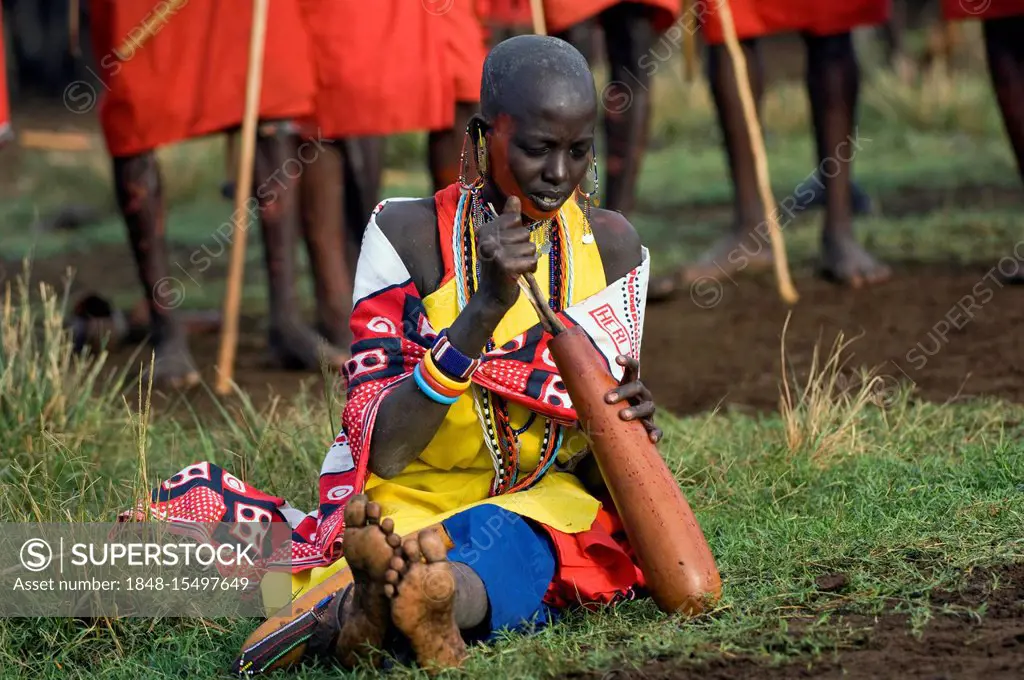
[137,35,671,675]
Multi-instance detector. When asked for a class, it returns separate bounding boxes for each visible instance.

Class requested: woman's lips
[528,192,565,211]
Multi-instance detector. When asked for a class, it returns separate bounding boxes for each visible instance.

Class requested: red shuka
[943,0,1024,20]
[89,0,316,157]
[699,0,891,44]
[297,0,488,138]
[482,0,681,34]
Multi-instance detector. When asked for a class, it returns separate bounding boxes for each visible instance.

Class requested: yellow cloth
[281,197,606,608]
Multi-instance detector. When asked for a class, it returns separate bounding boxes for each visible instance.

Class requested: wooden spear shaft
[215,0,270,394]
[529,0,547,36]
[715,0,798,305]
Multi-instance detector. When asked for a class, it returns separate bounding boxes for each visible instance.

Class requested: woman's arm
[366,196,537,479]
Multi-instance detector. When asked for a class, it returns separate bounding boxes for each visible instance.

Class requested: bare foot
[268,316,349,373]
[230,496,401,676]
[144,336,201,389]
[819,233,892,288]
[334,495,403,667]
[648,232,774,302]
[385,530,467,674]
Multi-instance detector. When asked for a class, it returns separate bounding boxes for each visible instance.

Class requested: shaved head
[480,35,597,122]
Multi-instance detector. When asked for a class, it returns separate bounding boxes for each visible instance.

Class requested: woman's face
[484,93,596,220]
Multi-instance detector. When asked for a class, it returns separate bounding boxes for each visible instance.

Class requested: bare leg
[982,16,1024,283]
[648,37,772,301]
[253,128,346,370]
[805,32,890,287]
[983,16,1024,184]
[299,140,352,349]
[112,151,200,388]
[342,137,385,273]
[598,3,658,215]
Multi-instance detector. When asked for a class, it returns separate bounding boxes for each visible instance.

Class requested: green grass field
[0,37,1022,679]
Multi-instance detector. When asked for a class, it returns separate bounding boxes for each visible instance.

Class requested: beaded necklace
[454,182,569,496]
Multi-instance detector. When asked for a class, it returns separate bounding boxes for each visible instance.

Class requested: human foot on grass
[267,315,349,373]
[818,232,892,288]
[333,495,403,668]
[385,529,466,674]
[648,231,774,302]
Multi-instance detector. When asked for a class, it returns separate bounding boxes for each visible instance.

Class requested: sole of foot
[385,529,467,675]
[231,495,401,676]
[334,496,403,668]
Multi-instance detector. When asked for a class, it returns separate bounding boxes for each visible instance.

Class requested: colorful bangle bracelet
[431,330,481,381]
[413,363,460,405]
[422,351,472,393]
[416,358,465,399]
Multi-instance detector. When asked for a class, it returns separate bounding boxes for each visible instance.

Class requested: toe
[380,517,395,535]
[386,530,402,549]
[419,531,448,563]
[402,537,423,564]
[344,495,368,527]
[365,502,381,525]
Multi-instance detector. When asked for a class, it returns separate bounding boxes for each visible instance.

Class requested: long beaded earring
[458,124,474,191]
[475,125,488,178]
[578,146,598,244]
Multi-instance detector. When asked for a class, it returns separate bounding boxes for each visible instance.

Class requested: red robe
[90,0,316,157]
[943,0,1024,20]
[699,0,890,45]
[297,0,488,138]
[482,0,680,34]
[0,8,10,145]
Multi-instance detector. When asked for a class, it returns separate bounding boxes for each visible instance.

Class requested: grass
[0,36,1023,679]
[0,271,1020,679]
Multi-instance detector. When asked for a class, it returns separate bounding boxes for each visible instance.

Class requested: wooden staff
[214,0,270,395]
[681,0,697,83]
[716,0,798,304]
[69,0,81,58]
[529,0,547,35]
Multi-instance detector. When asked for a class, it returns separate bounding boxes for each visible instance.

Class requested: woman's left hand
[604,355,662,444]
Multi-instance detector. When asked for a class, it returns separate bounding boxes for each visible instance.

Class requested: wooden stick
[716,0,798,305]
[681,0,697,83]
[529,0,547,36]
[214,0,270,395]
[18,130,96,151]
[69,0,82,57]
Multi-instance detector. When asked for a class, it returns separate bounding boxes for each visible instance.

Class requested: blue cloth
[442,504,557,639]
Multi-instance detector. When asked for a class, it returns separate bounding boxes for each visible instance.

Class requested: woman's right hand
[475,196,539,310]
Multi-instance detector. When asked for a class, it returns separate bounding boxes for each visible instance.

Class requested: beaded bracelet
[430,329,482,381]
[413,363,461,405]
[422,351,472,393]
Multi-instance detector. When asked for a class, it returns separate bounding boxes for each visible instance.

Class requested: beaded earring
[577,146,599,244]
[475,125,488,177]
[458,125,474,191]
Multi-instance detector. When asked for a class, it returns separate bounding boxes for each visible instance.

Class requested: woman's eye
[523,146,547,157]
[570,147,588,159]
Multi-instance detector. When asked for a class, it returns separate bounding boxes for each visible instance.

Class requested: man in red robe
[294,0,489,349]
[651,1,893,299]
[89,0,337,387]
